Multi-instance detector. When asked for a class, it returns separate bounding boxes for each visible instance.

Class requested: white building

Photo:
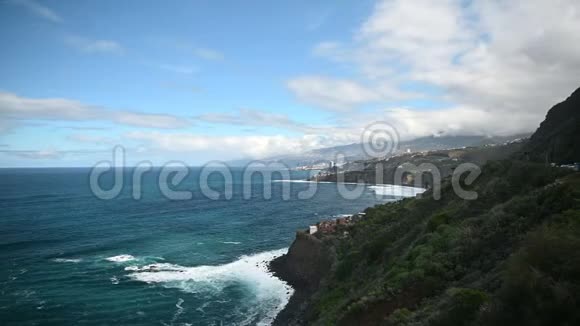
[309,225,318,235]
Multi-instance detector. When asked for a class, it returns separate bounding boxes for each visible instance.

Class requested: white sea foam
[171,298,185,324]
[53,258,82,263]
[126,248,293,325]
[275,179,427,197]
[222,241,242,245]
[273,180,333,184]
[333,214,353,218]
[105,254,136,262]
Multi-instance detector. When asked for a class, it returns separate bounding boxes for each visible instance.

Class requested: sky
[1,0,579,167]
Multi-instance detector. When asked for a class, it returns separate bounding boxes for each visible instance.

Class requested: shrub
[483,215,580,325]
[388,308,412,325]
[430,288,489,326]
[427,212,450,232]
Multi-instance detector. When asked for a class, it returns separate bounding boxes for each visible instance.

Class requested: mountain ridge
[228,134,531,168]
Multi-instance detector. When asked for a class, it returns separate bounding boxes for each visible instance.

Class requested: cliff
[270,231,335,325]
[524,87,580,164]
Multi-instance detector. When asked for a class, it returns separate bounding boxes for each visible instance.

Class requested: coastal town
[307,213,366,236]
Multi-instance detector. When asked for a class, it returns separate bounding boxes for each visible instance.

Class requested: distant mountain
[524,87,580,164]
[247,134,530,168]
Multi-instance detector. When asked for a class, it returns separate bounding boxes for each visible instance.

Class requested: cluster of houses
[311,171,335,182]
[308,213,366,236]
[295,161,334,171]
[559,163,580,171]
[550,162,580,171]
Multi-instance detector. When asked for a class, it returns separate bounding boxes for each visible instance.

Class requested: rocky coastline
[269,230,335,325]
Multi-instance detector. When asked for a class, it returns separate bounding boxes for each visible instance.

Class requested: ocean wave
[52,258,82,263]
[171,298,185,324]
[222,241,242,245]
[333,214,353,218]
[273,180,333,184]
[275,180,428,196]
[105,254,136,263]
[126,248,293,325]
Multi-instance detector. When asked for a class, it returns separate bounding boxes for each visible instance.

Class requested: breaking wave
[273,180,333,184]
[125,248,293,325]
[52,258,82,263]
[105,254,136,262]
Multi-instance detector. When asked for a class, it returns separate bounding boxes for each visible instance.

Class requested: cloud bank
[4,0,580,164]
[288,0,580,138]
[0,92,191,129]
[65,36,125,55]
[8,0,62,23]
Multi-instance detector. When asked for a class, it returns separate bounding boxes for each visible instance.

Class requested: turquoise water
[0,168,397,325]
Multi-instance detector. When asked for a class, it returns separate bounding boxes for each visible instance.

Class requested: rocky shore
[269,230,335,325]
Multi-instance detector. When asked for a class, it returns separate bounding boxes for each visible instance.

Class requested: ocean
[0,167,404,325]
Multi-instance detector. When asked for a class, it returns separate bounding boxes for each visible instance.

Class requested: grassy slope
[307,160,580,325]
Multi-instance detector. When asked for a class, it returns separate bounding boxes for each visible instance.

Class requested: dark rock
[269,230,335,325]
[524,87,580,164]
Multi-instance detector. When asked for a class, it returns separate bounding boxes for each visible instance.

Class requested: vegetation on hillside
[306,160,579,325]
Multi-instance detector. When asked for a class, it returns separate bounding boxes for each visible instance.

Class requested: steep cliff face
[525,87,580,164]
[270,231,335,325]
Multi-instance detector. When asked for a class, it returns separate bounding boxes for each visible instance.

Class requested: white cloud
[112,111,190,129]
[8,0,62,23]
[122,104,538,160]
[56,126,108,131]
[67,134,115,145]
[158,63,198,75]
[0,119,17,134]
[126,130,357,160]
[194,108,324,133]
[306,10,332,31]
[193,48,224,61]
[3,149,64,160]
[290,0,580,137]
[379,106,539,138]
[65,36,124,54]
[0,92,191,129]
[0,148,110,160]
[312,42,347,60]
[286,76,383,111]
[1,149,76,160]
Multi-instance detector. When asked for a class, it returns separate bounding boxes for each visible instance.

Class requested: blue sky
[1,0,579,167]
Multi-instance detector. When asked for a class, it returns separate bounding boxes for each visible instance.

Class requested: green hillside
[310,161,579,325]
[272,88,580,325]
